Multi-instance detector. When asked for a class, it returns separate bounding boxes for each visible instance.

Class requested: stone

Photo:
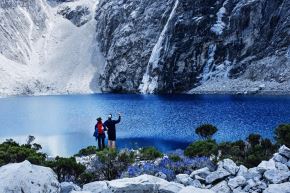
[83,175,184,193]
[190,167,211,179]
[206,168,231,184]
[279,145,290,159]
[0,161,60,193]
[60,182,81,193]
[190,180,202,188]
[287,161,290,168]
[211,181,231,193]
[275,162,289,172]
[273,153,288,164]
[159,182,184,193]
[264,169,290,184]
[83,181,110,193]
[237,165,248,176]
[228,176,247,190]
[241,168,262,180]
[257,159,276,173]
[178,186,215,193]
[263,182,290,193]
[155,172,167,180]
[219,159,239,175]
[176,174,194,186]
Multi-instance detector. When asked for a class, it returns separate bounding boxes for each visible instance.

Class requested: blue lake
[0,94,290,157]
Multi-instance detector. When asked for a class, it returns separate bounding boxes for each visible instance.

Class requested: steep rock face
[95,0,290,94]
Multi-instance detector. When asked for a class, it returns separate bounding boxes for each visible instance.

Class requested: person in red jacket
[94,117,106,150]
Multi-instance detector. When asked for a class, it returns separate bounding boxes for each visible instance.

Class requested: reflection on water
[0,94,290,156]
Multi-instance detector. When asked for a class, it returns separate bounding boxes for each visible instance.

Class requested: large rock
[83,181,110,193]
[61,182,81,193]
[275,162,289,172]
[0,161,60,193]
[190,167,211,179]
[241,168,262,180]
[178,186,215,193]
[257,159,276,173]
[83,175,184,193]
[175,174,195,186]
[218,159,239,175]
[279,145,290,159]
[263,182,290,193]
[273,153,288,164]
[264,169,290,184]
[211,181,231,193]
[228,176,247,190]
[206,168,231,184]
[237,165,248,176]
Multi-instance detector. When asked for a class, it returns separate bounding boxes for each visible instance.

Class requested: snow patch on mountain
[139,0,179,94]
[0,0,105,97]
[211,0,228,35]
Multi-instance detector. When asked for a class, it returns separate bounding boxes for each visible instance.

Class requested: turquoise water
[0,94,289,156]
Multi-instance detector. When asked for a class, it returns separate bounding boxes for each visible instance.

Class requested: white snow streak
[211,0,228,35]
[139,0,179,94]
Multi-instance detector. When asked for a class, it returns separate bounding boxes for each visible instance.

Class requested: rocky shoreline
[0,145,290,193]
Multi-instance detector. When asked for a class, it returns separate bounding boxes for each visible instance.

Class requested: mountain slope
[96,0,290,94]
[0,0,105,96]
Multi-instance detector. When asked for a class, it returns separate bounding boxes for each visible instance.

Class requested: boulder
[241,168,262,180]
[61,182,81,193]
[264,169,290,184]
[159,181,184,193]
[219,159,239,175]
[243,178,267,192]
[178,186,215,193]
[83,175,184,193]
[287,161,290,168]
[176,174,194,186]
[206,168,231,184]
[263,182,290,193]
[0,161,60,193]
[190,180,202,188]
[237,165,248,176]
[83,181,110,193]
[211,181,231,193]
[275,162,289,172]
[273,153,288,164]
[228,176,247,190]
[279,145,290,159]
[190,167,211,179]
[155,172,167,180]
[257,159,276,173]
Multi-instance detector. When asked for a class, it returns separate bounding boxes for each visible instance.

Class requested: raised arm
[114,115,121,124]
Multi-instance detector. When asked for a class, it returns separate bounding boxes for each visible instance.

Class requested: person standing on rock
[94,117,106,150]
[103,113,121,149]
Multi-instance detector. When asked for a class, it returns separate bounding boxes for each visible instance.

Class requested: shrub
[45,157,86,182]
[275,124,290,147]
[77,172,95,185]
[195,124,218,140]
[95,148,134,180]
[0,139,46,166]
[247,134,261,147]
[74,146,98,157]
[169,154,182,162]
[140,147,163,160]
[184,140,218,157]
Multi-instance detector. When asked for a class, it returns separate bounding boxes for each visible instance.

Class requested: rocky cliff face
[95,0,290,94]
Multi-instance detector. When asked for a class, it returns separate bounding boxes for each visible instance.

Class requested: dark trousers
[97,135,105,150]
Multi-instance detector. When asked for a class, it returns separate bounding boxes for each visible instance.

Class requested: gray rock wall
[95,0,290,94]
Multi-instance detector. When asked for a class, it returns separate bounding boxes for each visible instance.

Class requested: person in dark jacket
[103,113,121,149]
[94,117,106,150]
